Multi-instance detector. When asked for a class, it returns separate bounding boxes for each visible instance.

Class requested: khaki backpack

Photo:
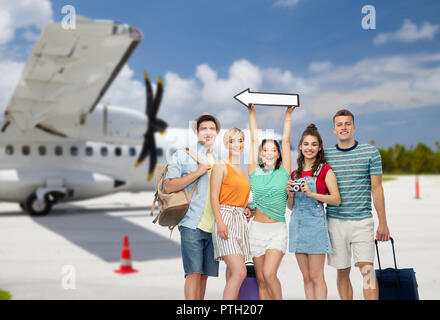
[151,148,201,231]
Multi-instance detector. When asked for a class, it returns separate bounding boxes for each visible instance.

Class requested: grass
[382,176,397,182]
[0,289,11,300]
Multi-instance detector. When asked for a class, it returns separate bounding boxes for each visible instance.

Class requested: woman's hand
[244,207,255,221]
[286,106,295,115]
[286,179,295,192]
[217,221,229,240]
[300,180,314,197]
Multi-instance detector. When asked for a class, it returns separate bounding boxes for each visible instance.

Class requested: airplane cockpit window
[115,147,122,157]
[70,146,78,156]
[86,146,93,156]
[129,147,136,157]
[5,145,14,155]
[38,146,46,156]
[101,146,108,157]
[55,146,63,156]
[22,145,30,156]
[157,148,163,157]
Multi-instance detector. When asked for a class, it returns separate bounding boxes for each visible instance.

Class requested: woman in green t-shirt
[247,104,295,300]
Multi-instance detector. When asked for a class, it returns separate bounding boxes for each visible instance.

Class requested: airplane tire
[26,193,52,217]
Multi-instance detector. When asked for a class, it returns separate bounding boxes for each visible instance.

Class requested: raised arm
[248,104,259,175]
[281,106,295,173]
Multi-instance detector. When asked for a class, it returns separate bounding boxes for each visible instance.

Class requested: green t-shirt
[325,142,383,220]
[249,165,290,222]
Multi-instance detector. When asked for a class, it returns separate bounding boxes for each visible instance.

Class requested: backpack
[151,148,201,232]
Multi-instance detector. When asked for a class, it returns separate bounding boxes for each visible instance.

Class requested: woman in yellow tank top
[210,128,253,300]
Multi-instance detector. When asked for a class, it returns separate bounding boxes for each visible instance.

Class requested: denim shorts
[179,226,219,278]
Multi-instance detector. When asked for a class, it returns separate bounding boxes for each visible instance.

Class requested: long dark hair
[259,139,282,170]
[295,124,326,179]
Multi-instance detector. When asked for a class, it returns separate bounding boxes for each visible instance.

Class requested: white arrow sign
[234,88,300,108]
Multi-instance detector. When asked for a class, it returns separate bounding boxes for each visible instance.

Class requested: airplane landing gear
[25,193,52,217]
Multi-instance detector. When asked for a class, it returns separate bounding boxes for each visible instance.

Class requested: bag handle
[157,147,201,196]
[375,237,401,288]
[184,147,201,164]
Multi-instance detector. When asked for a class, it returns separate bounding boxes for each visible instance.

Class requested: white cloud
[374,19,440,45]
[0,0,52,115]
[93,52,440,132]
[273,0,302,8]
[412,73,440,92]
[101,65,146,111]
[308,61,333,73]
[0,0,52,44]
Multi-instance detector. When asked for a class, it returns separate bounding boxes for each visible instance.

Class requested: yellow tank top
[197,153,215,233]
[219,163,251,208]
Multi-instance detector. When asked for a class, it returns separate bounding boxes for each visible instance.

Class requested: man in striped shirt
[325,109,390,300]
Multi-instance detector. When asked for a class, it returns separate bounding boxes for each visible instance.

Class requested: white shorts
[248,220,287,258]
[327,217,375,269]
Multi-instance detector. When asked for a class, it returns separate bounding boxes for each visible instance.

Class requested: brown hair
[197,115,219,132]
[259,139,282,170]
[333,109,354,125]
[295,124,326,179]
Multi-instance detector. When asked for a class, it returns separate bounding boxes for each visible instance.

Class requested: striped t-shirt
[325,141,382,220]
[249,166,290,222]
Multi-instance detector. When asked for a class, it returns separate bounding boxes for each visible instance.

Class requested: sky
[0,0,439,150]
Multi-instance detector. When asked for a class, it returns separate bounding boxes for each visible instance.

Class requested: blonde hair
[223,127,245,146]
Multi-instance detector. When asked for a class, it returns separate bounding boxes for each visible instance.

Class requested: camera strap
[313,163,325,178]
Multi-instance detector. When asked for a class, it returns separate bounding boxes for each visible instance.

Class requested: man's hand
[196,161,212,176]
[376,223,390,242]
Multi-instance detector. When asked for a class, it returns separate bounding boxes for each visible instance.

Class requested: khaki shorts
[327,217,375,269]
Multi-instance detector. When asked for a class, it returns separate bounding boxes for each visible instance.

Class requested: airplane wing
[3,16,142,131]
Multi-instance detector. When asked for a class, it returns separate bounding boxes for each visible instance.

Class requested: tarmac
[0,175,439,300]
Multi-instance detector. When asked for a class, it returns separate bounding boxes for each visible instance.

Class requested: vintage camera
[290,181,303,192]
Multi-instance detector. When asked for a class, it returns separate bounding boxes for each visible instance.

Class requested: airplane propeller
[135,71,167,181]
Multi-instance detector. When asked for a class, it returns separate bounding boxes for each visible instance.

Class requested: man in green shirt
[325,109,391,300]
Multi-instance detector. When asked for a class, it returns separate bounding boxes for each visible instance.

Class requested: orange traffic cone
[114,235,138,274]
[415,175,421,199]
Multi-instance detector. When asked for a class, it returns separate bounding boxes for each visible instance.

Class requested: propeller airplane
[0,16,291,216]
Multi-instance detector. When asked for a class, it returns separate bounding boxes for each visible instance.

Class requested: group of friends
[163,106,391,300]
